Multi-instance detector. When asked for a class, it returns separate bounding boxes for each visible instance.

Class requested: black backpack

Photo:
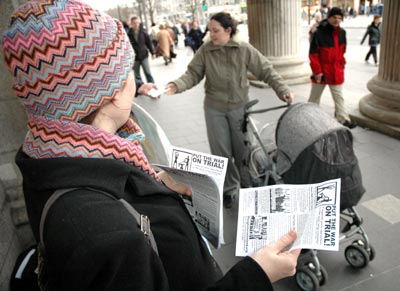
[10,245,40,291]
[10,188,159,291]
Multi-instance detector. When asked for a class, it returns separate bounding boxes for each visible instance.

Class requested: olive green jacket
[172,39,290,112]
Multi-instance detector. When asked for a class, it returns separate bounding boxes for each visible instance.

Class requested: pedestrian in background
[309,12,322,42]
[361,14,381,66]
[156,24,174,65]
[170,20,180,46]
[3,1,301,290]
[308,7,356,129]
[165,23,177,59]
[149,22,159,50]
[320,4,329,19]
[188,20,204,54]
[122,20,129,34]
[181,19,191,46]
[128,17,155,83]
[166,12,294,208]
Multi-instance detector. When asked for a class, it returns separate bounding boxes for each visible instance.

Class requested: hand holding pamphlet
[148,87,168,98]
[236,179,341,256]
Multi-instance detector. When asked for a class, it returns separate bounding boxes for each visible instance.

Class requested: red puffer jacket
[309,19,346,85]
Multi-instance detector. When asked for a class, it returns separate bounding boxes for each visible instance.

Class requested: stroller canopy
[275,103,365,209]
[275,103,343,176]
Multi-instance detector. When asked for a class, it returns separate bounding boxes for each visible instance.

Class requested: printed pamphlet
[236,179,341,256]
[154,146,227,248]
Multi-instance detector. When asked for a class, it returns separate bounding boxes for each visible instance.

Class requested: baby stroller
[241,100,375,291]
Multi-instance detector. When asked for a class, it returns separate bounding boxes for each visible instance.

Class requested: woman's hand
[251,230,301,283]
[281,92,295,104]
[158,171,192,196]
[138,83,158,96]
[165,83,178,95]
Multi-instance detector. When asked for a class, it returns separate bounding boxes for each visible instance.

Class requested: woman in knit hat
[2,1,300,290]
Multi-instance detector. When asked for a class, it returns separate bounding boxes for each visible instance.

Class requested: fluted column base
[354,76,400,140]
[359,76,400,126]
[249,56,310,87]
[269,56,311,85]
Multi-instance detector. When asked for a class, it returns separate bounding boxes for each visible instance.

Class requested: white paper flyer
[236,179,341,256]
[154,146,227,248]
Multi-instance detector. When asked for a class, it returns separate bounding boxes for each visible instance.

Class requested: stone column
[1,1,28,163]
[247,0,309,85]
[0,1,33,289]
[358,0,400,138]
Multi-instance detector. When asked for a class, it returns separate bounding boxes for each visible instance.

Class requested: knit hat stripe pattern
[2,0,134,122]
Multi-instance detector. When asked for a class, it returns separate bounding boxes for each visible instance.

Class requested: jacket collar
[204,38,240,51]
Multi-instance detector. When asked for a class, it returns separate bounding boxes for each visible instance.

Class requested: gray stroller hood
[275,103,365,209]
[275,103,343,176]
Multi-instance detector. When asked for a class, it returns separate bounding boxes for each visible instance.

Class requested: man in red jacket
[309,7,356,129]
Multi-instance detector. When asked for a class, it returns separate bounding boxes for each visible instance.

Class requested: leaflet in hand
[154,146,227,249]
[236,179,341,256]
[148,87,168,98]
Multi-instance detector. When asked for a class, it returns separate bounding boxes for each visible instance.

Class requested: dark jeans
[133,58,154,83]
[365,46,378,64]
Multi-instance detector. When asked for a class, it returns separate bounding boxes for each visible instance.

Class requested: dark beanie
[328,7,344,18]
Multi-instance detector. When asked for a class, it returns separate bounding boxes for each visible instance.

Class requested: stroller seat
[273,103,374,291]
[241,101,375,291]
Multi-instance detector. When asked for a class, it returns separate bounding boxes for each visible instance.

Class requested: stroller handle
[245,100,290,117]
[244,99,260,111]
[241,100,290,133]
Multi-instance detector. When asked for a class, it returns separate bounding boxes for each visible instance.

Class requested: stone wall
[0,1,33,290]
[0,164,34,291]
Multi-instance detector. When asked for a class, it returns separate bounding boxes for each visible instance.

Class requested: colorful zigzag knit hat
[2,0,158,179]
[2,0,134,122]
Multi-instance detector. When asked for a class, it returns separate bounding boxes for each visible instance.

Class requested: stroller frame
[242,100,375,291]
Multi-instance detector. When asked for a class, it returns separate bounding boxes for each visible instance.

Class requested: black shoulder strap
[39,188,158,255]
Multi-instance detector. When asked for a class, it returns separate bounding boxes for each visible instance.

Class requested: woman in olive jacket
[166,12,294,208]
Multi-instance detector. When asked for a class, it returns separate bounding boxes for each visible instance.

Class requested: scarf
[23,117,158,179]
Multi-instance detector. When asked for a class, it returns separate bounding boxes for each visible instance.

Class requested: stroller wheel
[295,266,320,291]
[368,244,376,261]
[317,264,328,286]
[347,239,375,264]
[345,242,370,268]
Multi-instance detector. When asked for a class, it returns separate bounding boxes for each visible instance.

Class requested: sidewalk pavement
[135,24,400,290]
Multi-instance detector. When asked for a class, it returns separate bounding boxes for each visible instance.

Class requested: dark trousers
[365,46,378,64]
[133,58,154,83]
[204,106,246,197]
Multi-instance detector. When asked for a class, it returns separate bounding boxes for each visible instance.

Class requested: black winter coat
[15,149,274,291]
[128,26,154,61]
[188,28,203,49]
[361,22,381,46]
